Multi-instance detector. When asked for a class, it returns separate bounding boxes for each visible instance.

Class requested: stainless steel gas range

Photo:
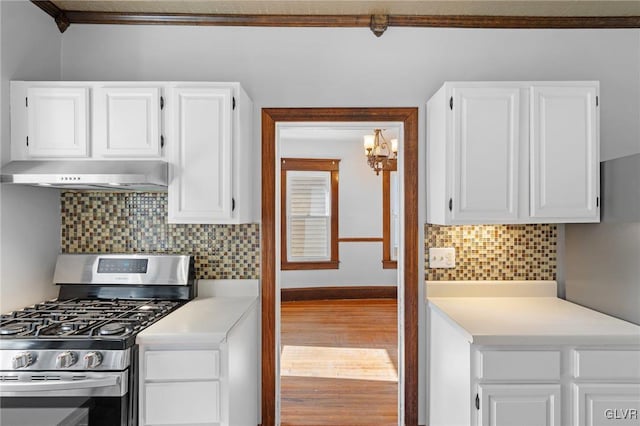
[0,254,195,426]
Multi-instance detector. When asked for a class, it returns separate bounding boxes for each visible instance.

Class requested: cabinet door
[144,381,220,425]
[479,384,561,426]
[168,87,233,223]
[530,86,599,221]
[94,87,162,158]
[26,87,89,158]
[451,87,520,222]
[574,383,640,426]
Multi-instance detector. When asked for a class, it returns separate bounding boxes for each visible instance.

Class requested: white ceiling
[51,0,640,17]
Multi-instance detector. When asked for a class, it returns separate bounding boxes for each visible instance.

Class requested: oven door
[0,371,130,426]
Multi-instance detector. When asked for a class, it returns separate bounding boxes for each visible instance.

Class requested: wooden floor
[280,299,398,426]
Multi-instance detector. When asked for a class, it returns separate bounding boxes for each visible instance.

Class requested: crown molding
[30,1,640,35]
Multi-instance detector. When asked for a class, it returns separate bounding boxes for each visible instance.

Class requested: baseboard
[281,286,397,301]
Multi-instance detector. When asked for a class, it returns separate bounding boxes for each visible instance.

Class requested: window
[382,160,399,269]
[281,158,339,270]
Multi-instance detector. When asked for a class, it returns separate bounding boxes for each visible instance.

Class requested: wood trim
[382,161,398,270]
[30,0,62,17]
[382,168,391,265]
[338,237,383,242]
[281,260,339,270]
[35,7,640,31]
[261,109,277,426]
[403,107,420,426]
[331,168,339,267]
[383,260,398,269]
[389,14,640,28]
[262,107,419,426]
[63,11,371,27]
[31,1,70,33]
[280,158,340,271]
[281,286,397,302]
[281,158,340,171]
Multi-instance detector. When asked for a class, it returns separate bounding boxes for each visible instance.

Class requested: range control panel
[97,258,148,274]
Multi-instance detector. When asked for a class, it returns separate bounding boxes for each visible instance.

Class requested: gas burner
[129,312,152,321]
[99,323,128,336]
[0,323,29,335]
[0,298,182,340]
[58,323,77,333]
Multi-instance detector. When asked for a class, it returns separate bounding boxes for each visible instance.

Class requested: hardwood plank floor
[280,299,398,425]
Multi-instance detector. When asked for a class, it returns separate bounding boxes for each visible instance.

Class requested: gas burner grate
[0,298,181,340]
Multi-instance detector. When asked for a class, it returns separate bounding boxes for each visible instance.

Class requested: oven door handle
[0,375,120,392]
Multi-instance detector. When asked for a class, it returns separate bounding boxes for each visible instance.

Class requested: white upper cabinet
[166,84,253,224]
[427,81,600,225]
[167,87,233,223]
[12,82,164,161]
[451,87,520,222]
[93,87,163,158]
[26,87,90,158]
[10,81,254,224]
[530,86,599,221]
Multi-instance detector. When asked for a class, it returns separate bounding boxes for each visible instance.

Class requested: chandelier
[363,129,398,175]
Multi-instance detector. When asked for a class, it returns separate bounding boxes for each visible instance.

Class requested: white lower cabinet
[145,381,220,425]
[145,350,220,381]
[142,349,220,425]
[138,301,258,426]
[428,304,640,426]
[479,384,561,426]
[574,384,640,426]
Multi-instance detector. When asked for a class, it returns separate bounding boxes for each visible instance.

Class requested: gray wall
[0,1,62,312]
[565,154,640,325]
[58,24,640,423]
[59,26,640,164]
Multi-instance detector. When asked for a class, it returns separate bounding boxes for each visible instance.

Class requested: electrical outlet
[429,247,456,268]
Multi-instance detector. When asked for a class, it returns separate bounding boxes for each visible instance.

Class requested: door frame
[261,107,419,426]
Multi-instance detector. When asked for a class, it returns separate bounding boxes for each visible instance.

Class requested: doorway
[261,108,419,426]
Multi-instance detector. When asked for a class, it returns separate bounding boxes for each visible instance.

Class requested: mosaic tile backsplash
[60,193,555,282]
[425,224,557,281]
[61,192,260,280]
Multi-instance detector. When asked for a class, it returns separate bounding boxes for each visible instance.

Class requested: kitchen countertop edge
[136,296,258,346]
[427,296,640,346]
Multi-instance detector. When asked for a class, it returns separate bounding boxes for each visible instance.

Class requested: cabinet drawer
[574,383,640,426]
[478,350,561,380]
[575,350,640,380]
[145,350,219,380]
[144,381,220,425]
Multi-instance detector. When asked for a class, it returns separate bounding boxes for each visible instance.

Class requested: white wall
[58,24,640,423]
[0,1,62,312]
[280,129,398,288]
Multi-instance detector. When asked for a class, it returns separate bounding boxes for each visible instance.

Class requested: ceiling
[48,1,640,17]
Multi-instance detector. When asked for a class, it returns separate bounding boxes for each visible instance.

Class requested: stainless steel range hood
[0,160,168,190]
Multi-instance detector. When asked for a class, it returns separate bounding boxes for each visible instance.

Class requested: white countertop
[136,296,258,345]
[428,296,640,345]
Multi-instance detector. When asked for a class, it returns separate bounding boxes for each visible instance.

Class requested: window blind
[286,171,331,262]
